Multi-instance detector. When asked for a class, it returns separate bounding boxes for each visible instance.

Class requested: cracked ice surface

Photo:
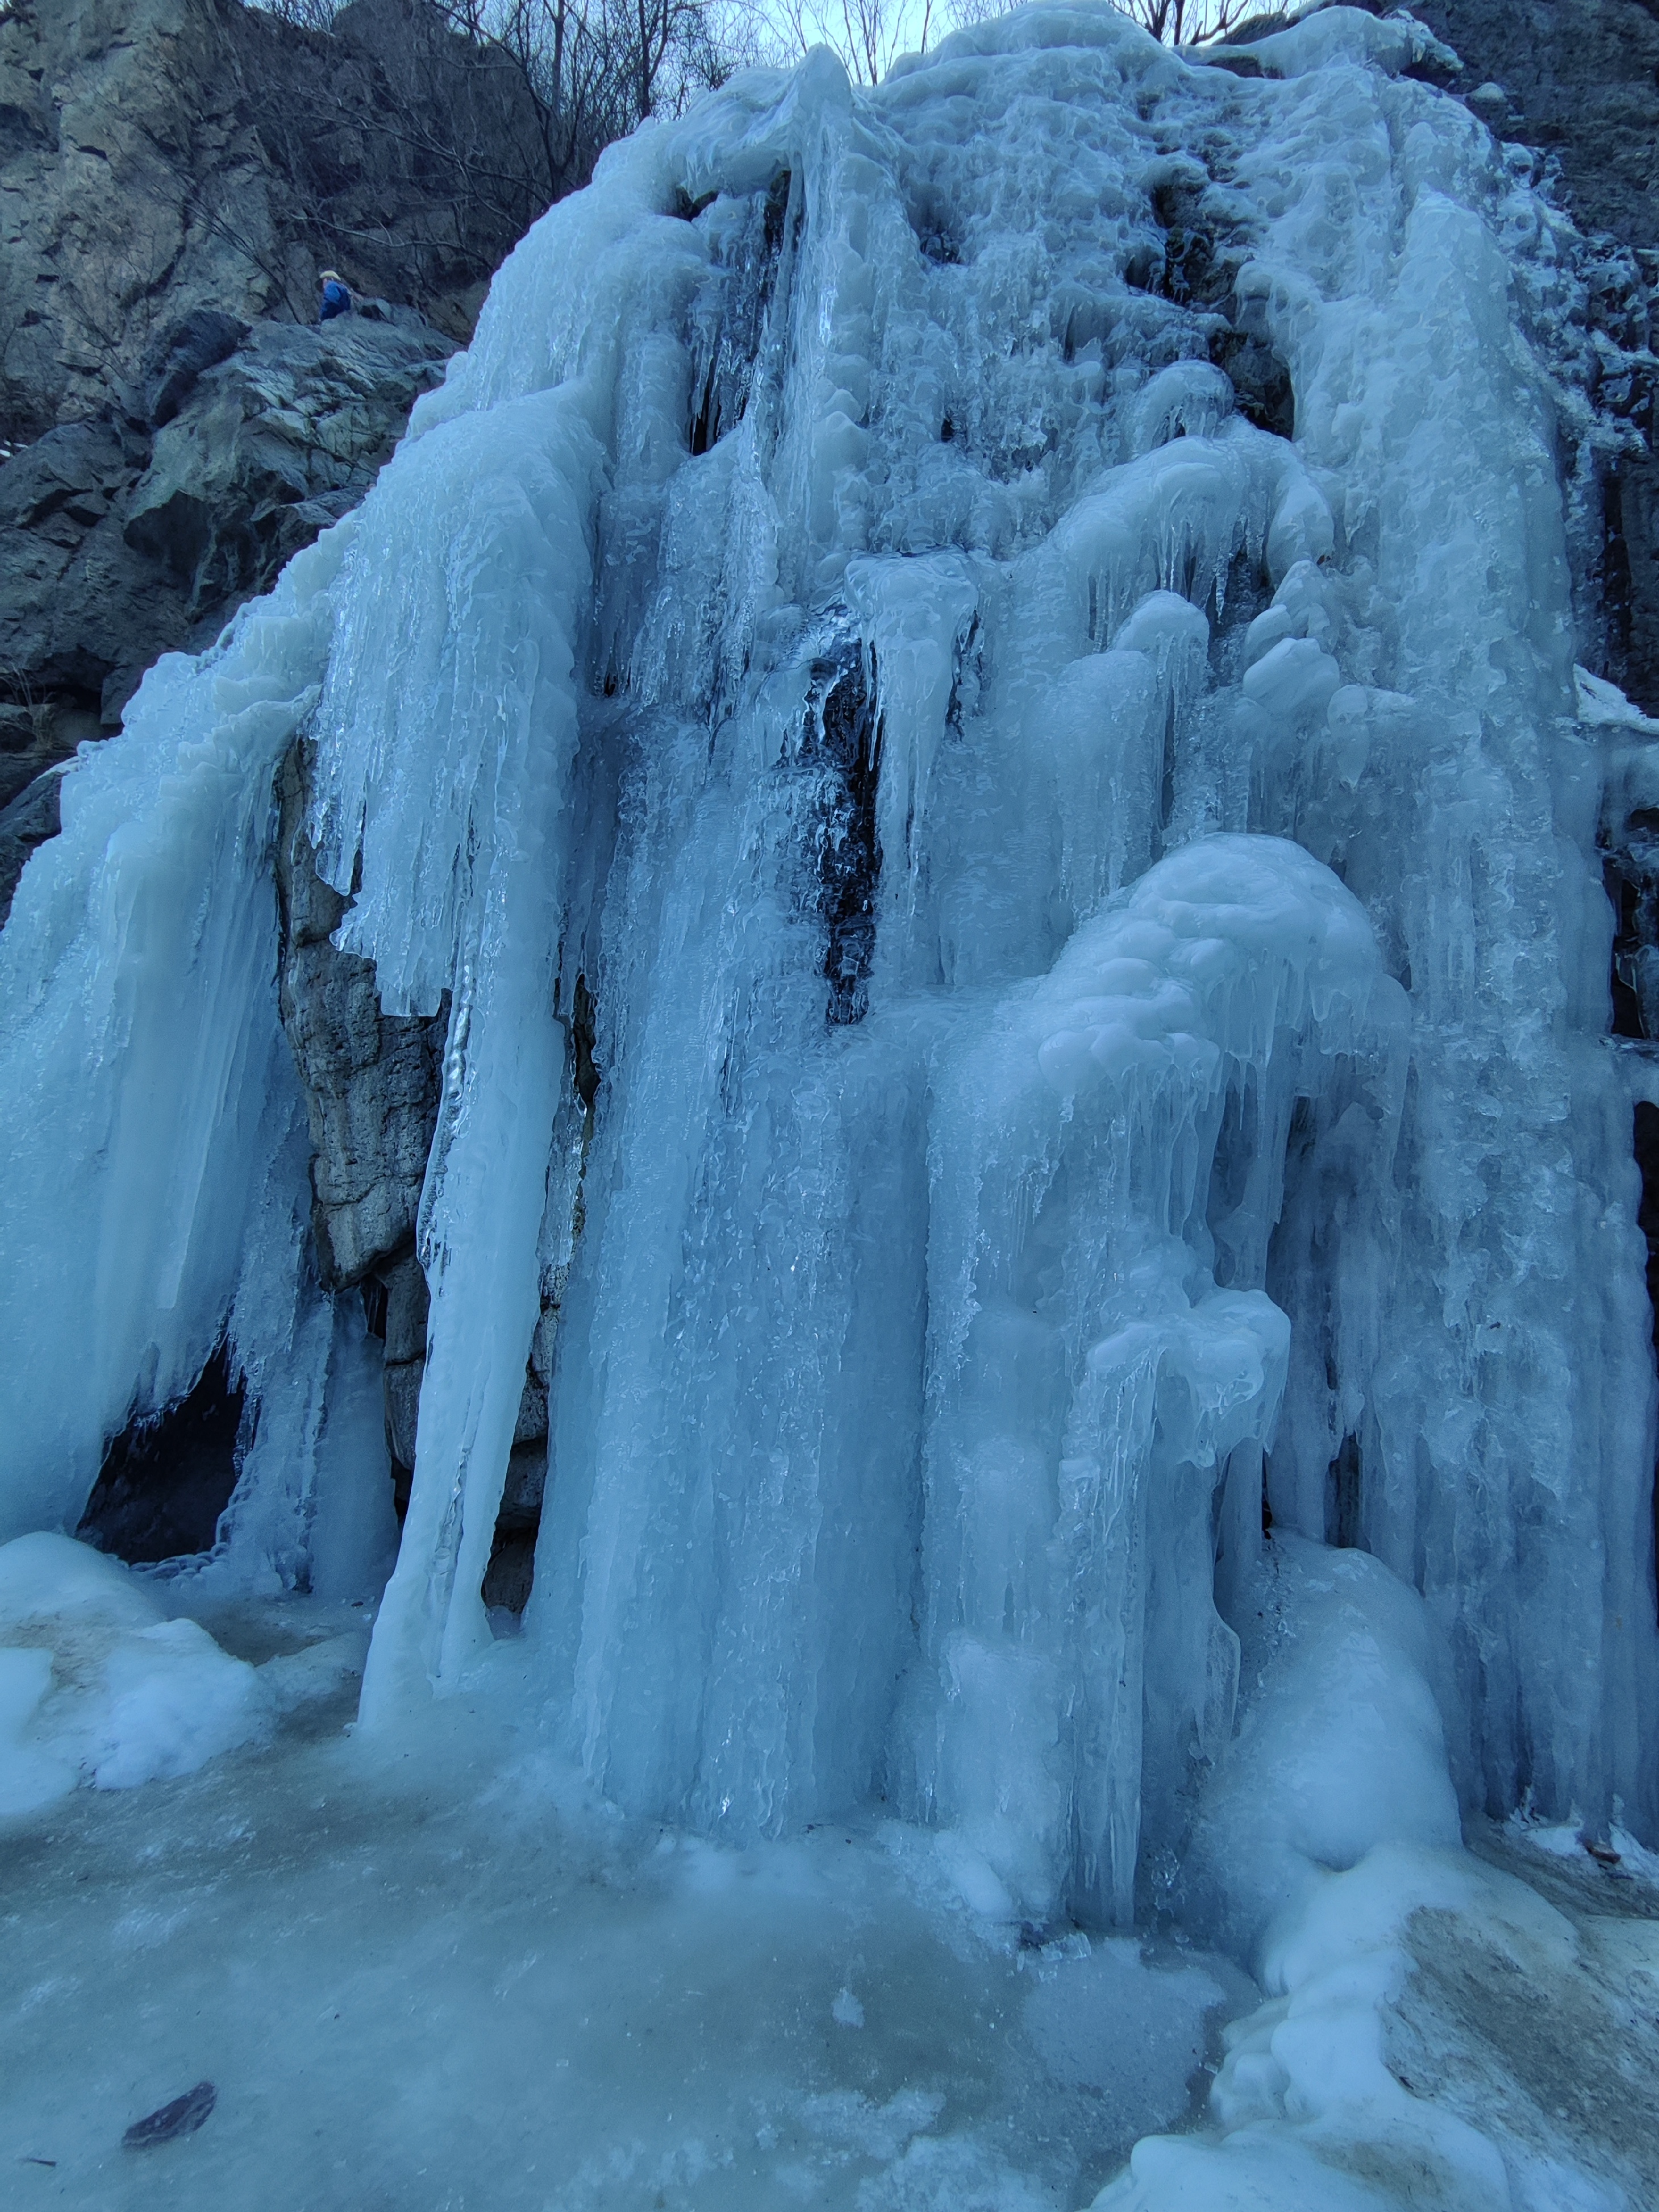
[1,5,1657,2206]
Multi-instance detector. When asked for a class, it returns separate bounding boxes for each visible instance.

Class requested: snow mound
[0,1533,267,1812]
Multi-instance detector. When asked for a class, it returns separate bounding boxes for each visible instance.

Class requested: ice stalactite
[1,4,1657,1931]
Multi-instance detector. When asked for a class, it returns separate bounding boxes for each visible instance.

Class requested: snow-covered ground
[2,1584,1245,2211]
[5,1539,1656,2209]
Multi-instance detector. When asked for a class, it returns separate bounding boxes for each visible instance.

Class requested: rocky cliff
[0,308,455,913]
[0,0,543,440]
[0,0,562,911]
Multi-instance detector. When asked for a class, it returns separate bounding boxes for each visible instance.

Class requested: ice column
[0,555,339,1553]
[914,835,1408,1922]
[302,391,602,1714]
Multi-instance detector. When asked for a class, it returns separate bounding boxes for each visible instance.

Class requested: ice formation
[2,3,1657,2165]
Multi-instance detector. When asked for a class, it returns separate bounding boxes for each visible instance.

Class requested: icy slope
[0,0,1654,2074]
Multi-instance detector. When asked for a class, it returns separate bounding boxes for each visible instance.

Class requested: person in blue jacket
[318,270,352,324]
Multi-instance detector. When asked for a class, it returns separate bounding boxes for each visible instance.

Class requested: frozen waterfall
[2,0,1656,1965]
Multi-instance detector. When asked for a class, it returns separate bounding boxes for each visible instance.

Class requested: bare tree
[257,0,343,22]
[748,0,936,84]
[248,0,748,263]
[1118,0,1253,41]
[945,0,1252,44]
[750,0,1255,83]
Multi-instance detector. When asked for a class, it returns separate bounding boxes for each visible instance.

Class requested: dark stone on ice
[122,2080,216,2149]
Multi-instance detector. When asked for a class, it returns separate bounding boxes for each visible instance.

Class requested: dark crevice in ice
[78,1344,246,1564]
[1127,167,1295,440]
[687,170,793,458]
[1603,814,1659,1039]
[1610,801,1659,1621]
[482,1435,545,1617]
[478,969,602,1619]
[1635,1101,1659,1627]
[357,1242,427,1527]
[806,637,883,1027]
[570,969,601,1113]
[1326,1431,1363,1551]
[1147,176,1237,311]
[1209,324,1295,440]
[908,189,962,266]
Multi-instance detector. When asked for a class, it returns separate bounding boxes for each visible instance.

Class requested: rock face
[1399,0,1659,253]
[0,414,172,721]
[123,313,455,666]
[270,739,555,1564]
[0,0,566,923]
[0,0,543,441]
[0,307,453,920]
[272,744,446,1506]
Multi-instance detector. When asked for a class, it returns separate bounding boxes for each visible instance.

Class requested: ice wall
[2,3,1656,1915]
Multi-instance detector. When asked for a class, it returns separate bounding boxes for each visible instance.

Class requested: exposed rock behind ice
[0,310,453,923]
[123,316,456,669]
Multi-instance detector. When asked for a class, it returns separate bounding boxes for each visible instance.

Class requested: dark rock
[272,743,448,1294]
[121,2081,216,2151]
[0,695,98,809]
[273,742,444,1494]
[139,308,249,428]
[481,1519,539,1615]
[270,732,565,1565]
[483,1427,548,1614]
[0,0,545,444]
[0,420,134,534]
[1400,0,1659,253]
[0,0,528,918]
[378,1248,430,1494]
[123,316,452,609]
[0,764,69,928]
[78,1348,245,1566]
[1211,326,1294,441]
[0,305,452,847]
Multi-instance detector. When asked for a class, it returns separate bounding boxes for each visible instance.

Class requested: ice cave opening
[2,6,1658,2207]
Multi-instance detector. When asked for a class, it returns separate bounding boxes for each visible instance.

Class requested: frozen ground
[0,1590,1250,2212]
[5,1565,1657,2212]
